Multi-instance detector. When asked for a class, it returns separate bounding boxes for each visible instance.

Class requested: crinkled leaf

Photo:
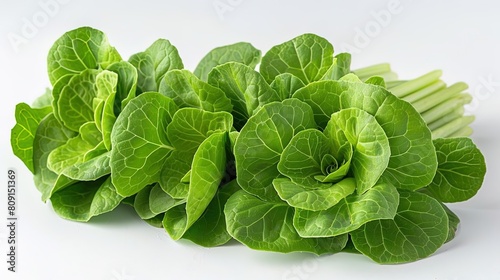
[129,39,184,94]
[94,70,118,150]
[224,190,348,255]
[270,73,305,99]
[51,75,72,122]
[167,108,233,153]
[294,80,437,190]
[351,190,448,264]
[194,42,261,81]
[128,52,156,93]
[273,177,356,211]
[33,114,77,201]
[57,69,100,131]
[159,69,232,112]
[47,122,104,174]
[277,129,329,182]
[294,183,399,237]
[47,26,121,85]
[183,180,240,247]
[425,137,486,202]
[106,61,138,112]
[110,92,178,197]
[326,108,390,194]
[163,132,227,240]
[61,151,110,181]
[277,129,352,186]
[11,103,52,173]
[144,39,184,86]
[50,176,123,222]
[234,99,317,201]
[321,53,351,80]
[208,62,283,130]
[160,150,191,199]
[260,33,334,84]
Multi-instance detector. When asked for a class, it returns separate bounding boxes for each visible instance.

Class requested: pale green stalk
[390,70,443,98]
[412,82,468,113]
[402,80,446,104]
[421,93,472,124]
[432,115,475,139]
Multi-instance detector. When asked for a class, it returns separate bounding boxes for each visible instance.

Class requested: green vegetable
[10,27,487,264]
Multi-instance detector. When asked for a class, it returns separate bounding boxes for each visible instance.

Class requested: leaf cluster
[11,27,486,263]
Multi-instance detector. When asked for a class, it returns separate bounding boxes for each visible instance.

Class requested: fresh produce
[11,27,486,264]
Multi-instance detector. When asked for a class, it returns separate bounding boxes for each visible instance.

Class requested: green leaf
[128,39,184,94]
[106,61,138,112]
[163,132,227,240]
[440,203,460,243]
[93,97,104,132]
[277,129,352,185]
[32,88,53,108]
[143,214,165,228]
[95,70,118,100]
[194,42,261,81]
[149,185,185,215]
[294,80,437,191]
[260,34,334,84]
[47,26,121,85]
[207,62,284,130]
[133,184,157,220]
[224,190,348,254]
[159,69,232,113]
[273,177,356,211]
[321,53,351,80]
[57,69,100,131]
[425,137,486,202]
[94,70,118,150]
[47,122,104,174]
[128,52,156,93]
[365,76,386,87]
[166,108,233,153]
[270,73,305,99]
[351,190,448,264]
[33,114,77,201]
[183,180,240,247]
[143,39,184,86]
[234,99,317,201]
[61,151,111,181]
[277,129,329,182]
[325,108,391,194]
[293,183,399,237]
[11,103,52,173]
[50,176,123,222]
[50,75,72,122]
[110,92,178,197]
[159,150,191,199]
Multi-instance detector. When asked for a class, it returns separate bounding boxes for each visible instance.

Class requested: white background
[1,0,499,279]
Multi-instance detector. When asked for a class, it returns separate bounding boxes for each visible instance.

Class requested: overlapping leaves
[10,27,487,264]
